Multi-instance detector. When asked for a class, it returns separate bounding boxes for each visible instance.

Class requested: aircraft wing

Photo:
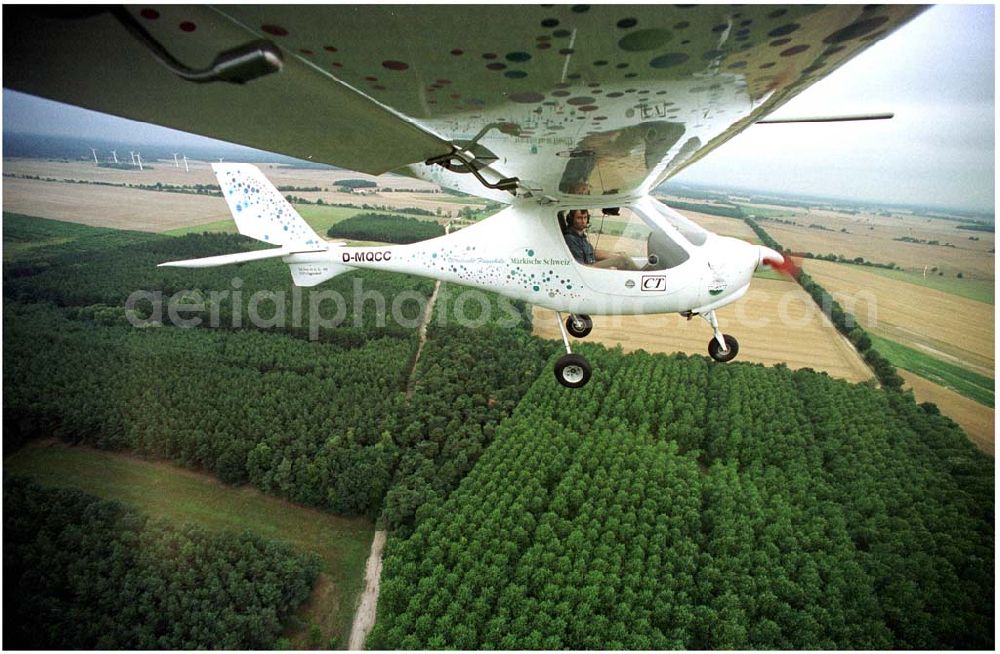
[4,5,925,200]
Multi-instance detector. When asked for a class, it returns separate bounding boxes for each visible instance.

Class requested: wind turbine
[136,152,144,171]
[173,153,179,168]
[129,151,136,167]
[90,148,98,164]
[111,150,118,164]
[182,154,189,172]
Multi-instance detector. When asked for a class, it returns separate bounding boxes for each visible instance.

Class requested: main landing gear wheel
[565,314,593,338]
[708,334,739,362]
[554,353,592,388]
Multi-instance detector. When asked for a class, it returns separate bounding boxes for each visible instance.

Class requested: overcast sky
[674,3,995,212]
[2,4,994,212]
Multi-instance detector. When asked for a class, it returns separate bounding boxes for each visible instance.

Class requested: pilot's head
[568,209,590,232]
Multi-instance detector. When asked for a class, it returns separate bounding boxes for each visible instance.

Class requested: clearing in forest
[3,440,373,650]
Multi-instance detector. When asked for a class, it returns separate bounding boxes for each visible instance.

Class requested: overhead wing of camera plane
[3,5,926,386]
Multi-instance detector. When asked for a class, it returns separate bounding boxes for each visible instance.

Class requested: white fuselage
[285,196,764,317]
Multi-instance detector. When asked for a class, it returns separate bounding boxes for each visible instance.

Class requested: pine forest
[3,213,993,649]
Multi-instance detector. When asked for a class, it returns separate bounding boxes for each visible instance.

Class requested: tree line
[744,217,904,390]
[327,213,445,244]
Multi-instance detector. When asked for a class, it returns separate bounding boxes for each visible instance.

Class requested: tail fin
[212,163,325,249]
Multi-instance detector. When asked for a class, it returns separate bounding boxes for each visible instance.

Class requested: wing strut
[108,7,283,84]
[756,113,894,124]
[425,148,520,195]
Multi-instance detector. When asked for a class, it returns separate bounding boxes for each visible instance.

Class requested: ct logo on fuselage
[641,275,666,291]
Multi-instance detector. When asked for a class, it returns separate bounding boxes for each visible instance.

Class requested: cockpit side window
[651,200,709,246]
[560,207,689,271]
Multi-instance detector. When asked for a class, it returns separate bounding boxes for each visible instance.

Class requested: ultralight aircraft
[3,5,925,386]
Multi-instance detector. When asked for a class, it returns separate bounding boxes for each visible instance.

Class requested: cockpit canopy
[561,199,707,271]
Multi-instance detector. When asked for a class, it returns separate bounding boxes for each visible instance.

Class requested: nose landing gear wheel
[708,334,739,362]
[554,353,592,388]
[565,314,593,338]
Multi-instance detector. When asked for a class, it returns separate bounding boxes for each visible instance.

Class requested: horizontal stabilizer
[159,247,315,268]
[288,261,356,287]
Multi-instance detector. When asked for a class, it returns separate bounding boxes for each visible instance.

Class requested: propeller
[757,246,801,278]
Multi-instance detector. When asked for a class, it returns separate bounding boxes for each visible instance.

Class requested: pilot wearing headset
[562,209,637,270]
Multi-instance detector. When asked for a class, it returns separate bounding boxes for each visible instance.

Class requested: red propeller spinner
[757,246,801,278]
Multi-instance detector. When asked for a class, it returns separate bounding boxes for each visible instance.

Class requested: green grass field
[4,441,374,649]
[163,217,241,236]
[736,204,796,219]
[163,205,365,237]
[862,266,994,305]
[753,267,787,281]
[3,212,109,259]
[868,335,995,407]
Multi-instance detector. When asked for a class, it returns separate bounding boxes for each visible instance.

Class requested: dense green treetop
[4,477,319,649]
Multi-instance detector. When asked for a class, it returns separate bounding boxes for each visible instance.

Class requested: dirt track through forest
[348,530,387,649]
[406,280,442,398]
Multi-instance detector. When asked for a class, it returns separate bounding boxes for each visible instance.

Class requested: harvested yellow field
[2,157,439,190]
[761,210,994,279]
[900,371,994,456]
[2,177,226,231]
[804,259,994,376]
[533,277,873,383]
[3,158,484,228]
[679,211,758,241]
[5,157,217,186]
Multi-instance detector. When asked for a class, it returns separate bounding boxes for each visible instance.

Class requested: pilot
[562,209,637,270]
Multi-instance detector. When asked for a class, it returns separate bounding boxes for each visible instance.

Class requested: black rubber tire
[565,314,593,338]
[554,353,592,388]
[708,334,740,362]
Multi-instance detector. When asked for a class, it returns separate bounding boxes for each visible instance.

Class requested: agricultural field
[865,334,994,407]
[1,176,227,231]
[759,208,994,279]
[676,210,759,241]
[2,158,487,233]
[2,157,438,190]
[533,276,873,383]
[4,440,374,648]
[860,265,994,305]
[803,258,994,377]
